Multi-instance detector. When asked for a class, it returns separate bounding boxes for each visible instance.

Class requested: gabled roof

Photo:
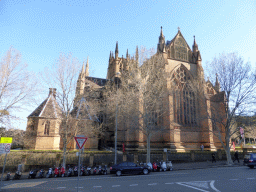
[28,94,62,118]
[166,30,192,52]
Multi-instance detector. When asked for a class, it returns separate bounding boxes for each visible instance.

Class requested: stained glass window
[172,66,197,126]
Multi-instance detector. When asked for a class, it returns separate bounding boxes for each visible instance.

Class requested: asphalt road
[1,166,255,192]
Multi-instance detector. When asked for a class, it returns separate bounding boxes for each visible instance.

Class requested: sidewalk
[173,160,244,171]
[1,160,244,181]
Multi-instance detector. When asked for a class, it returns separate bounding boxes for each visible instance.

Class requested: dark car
[243,153,256,168]
[110,162,150,176]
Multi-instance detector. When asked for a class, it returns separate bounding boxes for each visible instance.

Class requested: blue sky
[1,0,256,130]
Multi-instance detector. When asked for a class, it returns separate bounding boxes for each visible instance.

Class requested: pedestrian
[233,151,239,163]
[212,152,216,163]
[200,144,204,151]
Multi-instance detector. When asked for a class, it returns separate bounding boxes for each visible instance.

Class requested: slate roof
[210,91,225,102]
[85,77,109,87]
[28,94,62,118]
[71,97,100,122]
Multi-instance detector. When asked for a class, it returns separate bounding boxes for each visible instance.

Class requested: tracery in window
[207,84,215,94]
[174,37,188,61]
[172,66,197,126]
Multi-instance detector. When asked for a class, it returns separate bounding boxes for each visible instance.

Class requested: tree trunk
[146,135,151,163]
[62,137,67,168]
[224,145,233,165]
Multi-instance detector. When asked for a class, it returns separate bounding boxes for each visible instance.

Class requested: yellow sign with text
[0,137,12,143]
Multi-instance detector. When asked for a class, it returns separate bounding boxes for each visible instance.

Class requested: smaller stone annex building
[25,27,226,151]
[24,88,62,150]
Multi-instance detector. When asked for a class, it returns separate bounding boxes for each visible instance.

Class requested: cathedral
[25,27,226,152]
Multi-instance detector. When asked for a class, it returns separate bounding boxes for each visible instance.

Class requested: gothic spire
[126,49,129,59]
[81,60,85,73]
[157,26,165,53]
[160,26,163,37]
[193,35,198,53]
[215,73,221,92]
[85,56,89,76]
[115,41,119,59]
[135,46,139,62]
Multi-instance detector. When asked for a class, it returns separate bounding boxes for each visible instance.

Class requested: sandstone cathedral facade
[25,28,226,152]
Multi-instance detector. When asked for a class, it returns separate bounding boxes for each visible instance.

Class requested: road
[1,166,255,192]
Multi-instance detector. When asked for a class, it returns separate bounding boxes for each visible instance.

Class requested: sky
[1,0,256,130]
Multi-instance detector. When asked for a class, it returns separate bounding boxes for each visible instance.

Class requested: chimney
[49,88,57,98]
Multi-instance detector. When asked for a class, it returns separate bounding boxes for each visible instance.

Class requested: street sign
[0,137,12,143]
[76,135,85,149]
[74,137,88,149]
[0,143,11,154]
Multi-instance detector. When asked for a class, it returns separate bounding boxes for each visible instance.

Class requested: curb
[174,164,243,171]
[2,164,244,181]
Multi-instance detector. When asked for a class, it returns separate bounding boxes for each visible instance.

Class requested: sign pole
[77,149,81,192]
[74,136,87,192]
[0,153,7,191]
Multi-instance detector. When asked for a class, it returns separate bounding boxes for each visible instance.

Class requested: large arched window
[171,65,197,126]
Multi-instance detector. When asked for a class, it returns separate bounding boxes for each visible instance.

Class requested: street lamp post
[115,103,118,164]
[114,72,120,165]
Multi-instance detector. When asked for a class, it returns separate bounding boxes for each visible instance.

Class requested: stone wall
[0,150,251,172]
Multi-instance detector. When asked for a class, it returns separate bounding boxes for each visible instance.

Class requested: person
[233,151,239,163]
[200,144,204,151]
[212,152,216,163]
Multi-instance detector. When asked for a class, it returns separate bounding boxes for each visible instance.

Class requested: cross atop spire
[178,27,180,31]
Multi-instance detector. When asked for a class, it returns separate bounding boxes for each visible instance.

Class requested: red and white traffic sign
[5,144,11,153]
[74,137,88,149]
[0,143,11,154]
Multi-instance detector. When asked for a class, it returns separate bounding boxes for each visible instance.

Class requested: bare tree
[104,50,169,163]
[194,52,256,165]
[42,52,81,167]
[42,53,103,168]
[0,46,37,127]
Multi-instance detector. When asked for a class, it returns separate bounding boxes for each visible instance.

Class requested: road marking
[229,179,239,181]
[247,178,255,179]
[93,186,102,188]
[176,182,209,192]
[130,184,138,186]
[165,183,174,184]
[57,187,66,189]
[210,180,221,192]
[148,183,157,185]
[112,185,120,187]
[2,181,46,189]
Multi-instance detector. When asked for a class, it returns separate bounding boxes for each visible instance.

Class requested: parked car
[110,162,150,176]
[243,153,256,168]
